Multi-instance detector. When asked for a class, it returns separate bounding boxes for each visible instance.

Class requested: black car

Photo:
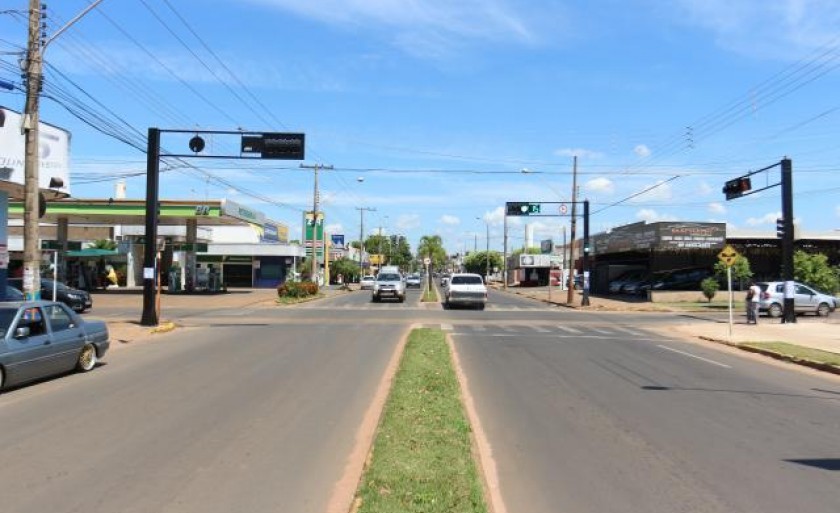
[7,278,92,313]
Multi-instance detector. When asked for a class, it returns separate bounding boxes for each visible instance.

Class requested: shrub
[277,281,319,298]
[700,277,719,303]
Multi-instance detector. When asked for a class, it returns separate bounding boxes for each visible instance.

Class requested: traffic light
[506,202,541,216]
[722,177,752,200]
[776,218,785,239]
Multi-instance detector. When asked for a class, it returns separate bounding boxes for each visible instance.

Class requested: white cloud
[634,144,651,158]
[708,202,726,214]
[485,206,506,226]
[585,177,614,194]
[746,211,782,226]
[629,180,672,203]
[554,148,603,159]
[396,214,421,231]
[636,209,677,223]
[672,0,840,59]
[440,214,460,226]
[698,182,713,195]
[325,223,343,234]
[251,0,540,58]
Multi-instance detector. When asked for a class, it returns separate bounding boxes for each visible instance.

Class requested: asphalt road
[3,285,839,512]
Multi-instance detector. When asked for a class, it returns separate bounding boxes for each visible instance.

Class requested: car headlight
[66,293,81,299]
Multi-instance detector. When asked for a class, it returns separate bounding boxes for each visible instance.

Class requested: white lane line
[557,325,581,333]
[589,327,612,335]
[532,326,551,333]
[657,344,732,368]
[503,326,519,333]
[472,326,487,332]
[615,326,644,336]
[440,324,454,331]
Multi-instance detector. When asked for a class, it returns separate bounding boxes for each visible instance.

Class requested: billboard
[331,234,345,248]
[592,221,726,255]
[0,106,71,193]
[519,254,563,268]
[303,211,325,258]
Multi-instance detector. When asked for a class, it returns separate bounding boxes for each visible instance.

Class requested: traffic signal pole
[141,128,161,326]
[567,156,578,304]
[780,158,796,323]
[581,199,590,306]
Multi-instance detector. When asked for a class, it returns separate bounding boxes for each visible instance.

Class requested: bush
[700,277,719,303]
[277,281,319,298]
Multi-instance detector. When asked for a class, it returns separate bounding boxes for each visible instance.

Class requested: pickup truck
[444,273,488,310]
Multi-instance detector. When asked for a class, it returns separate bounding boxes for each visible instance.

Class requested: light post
[21,0,104,300]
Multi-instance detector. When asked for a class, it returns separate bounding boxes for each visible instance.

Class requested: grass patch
[274,293,324,305]
[422,286,438,303]
[355,328,487,513]
[740,342,840,367]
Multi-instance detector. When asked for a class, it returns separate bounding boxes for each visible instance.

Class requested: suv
[758,281,837,317]
[372,272,406,303]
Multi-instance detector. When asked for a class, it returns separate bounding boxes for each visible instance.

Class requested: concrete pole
[567,156,578,304]
[22,0,43,300]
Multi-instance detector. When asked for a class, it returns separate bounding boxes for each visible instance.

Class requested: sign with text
[241,132,305,160]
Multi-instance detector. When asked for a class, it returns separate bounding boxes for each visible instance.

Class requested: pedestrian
[745,280,761,324]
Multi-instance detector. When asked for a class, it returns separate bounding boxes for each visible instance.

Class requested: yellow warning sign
[717,244,740,267]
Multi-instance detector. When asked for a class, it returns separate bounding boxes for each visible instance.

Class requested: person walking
[746,280,761,324]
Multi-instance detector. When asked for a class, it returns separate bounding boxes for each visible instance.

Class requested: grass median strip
[355,328,487,513]
[740,342,840,367]
[422,287,438,303]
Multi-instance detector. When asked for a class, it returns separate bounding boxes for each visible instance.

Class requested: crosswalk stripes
[442,324,656,339]
[557,325,581,334]
[531,326,551,333]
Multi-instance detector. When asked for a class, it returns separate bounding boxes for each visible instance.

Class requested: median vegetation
[275,281,320,304]
[354,328,487,513]
[422,285,438,303]
[739,342,840,370]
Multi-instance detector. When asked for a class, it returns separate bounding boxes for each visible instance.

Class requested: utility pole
[581,199,590,306]
[503,214,508,289]
[567,156,578,304]
[780,158,796,324]
[356,207,375,278]
[485,221,489,281]
[301,163,333,283]
[21,0,104,301]
[22,0,43,300]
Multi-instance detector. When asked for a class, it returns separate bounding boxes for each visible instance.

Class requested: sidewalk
[494,284,840,358]
[93,286,348,347]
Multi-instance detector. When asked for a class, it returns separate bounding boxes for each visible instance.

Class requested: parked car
[608,271,647,294]
[758,281,837,317]
[444,273,488,310]
[440,273,451,287]
[405,273,422,288]
[372,272,406,302]
[1,286,24,302]
[0,301,109,390]
[360,275,376,290]
[7,278,93,312]
[659,267,713,291]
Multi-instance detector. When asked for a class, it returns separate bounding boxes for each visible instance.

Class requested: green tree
[330,257,361,284]
[511,247,542,259]
[700,277,720,303]
[91,239,117,250]
[417,235,447,270]
[463,251,502,277]
[794,250,839,294]
[714,255,752,288]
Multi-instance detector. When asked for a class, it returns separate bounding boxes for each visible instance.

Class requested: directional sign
[559,203,569,215]
[717,244,740,267]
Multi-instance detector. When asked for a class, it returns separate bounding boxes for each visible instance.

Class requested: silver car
[0,301,110,390]
[758,281,837,317]
[372,272,406,303]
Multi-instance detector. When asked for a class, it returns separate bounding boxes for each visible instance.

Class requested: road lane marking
[532,326,551,333]
[440,324,454,331]
[589,327,612,334]
[614,326,644,336]
[472,326,487,332]
[657,344,732,368]
[557,325,581,333]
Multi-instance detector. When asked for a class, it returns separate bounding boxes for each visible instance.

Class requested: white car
[360,275,376,290]
[444,273,488,310]
[372,272,406,302]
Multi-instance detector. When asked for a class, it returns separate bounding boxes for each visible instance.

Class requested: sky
[1,0,840,254]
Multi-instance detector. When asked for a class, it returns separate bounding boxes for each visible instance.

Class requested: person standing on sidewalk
[746,280,761,324]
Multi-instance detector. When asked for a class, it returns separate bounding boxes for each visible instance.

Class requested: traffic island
[698,338,840,376]
[352,328,488,513]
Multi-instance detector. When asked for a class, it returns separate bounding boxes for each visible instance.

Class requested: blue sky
[2,0,840,254]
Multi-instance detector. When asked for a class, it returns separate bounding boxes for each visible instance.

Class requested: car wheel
[399,296,405,303]
[76,343,97,372]
[817,302,831,317]
[478,303,485,311]
[768,303,783,318]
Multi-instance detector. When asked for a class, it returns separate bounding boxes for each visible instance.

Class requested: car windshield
[377,273,401,281]
[0,307,17,336]
[362,276,374,281]
[40,280,71,292]
[451,276,483,285]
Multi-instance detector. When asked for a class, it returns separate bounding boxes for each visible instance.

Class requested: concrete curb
[699,335,840,376]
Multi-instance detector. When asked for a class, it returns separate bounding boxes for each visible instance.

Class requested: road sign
[559,203,568,215]
[717,244,740,267]
[424,257,431,265]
